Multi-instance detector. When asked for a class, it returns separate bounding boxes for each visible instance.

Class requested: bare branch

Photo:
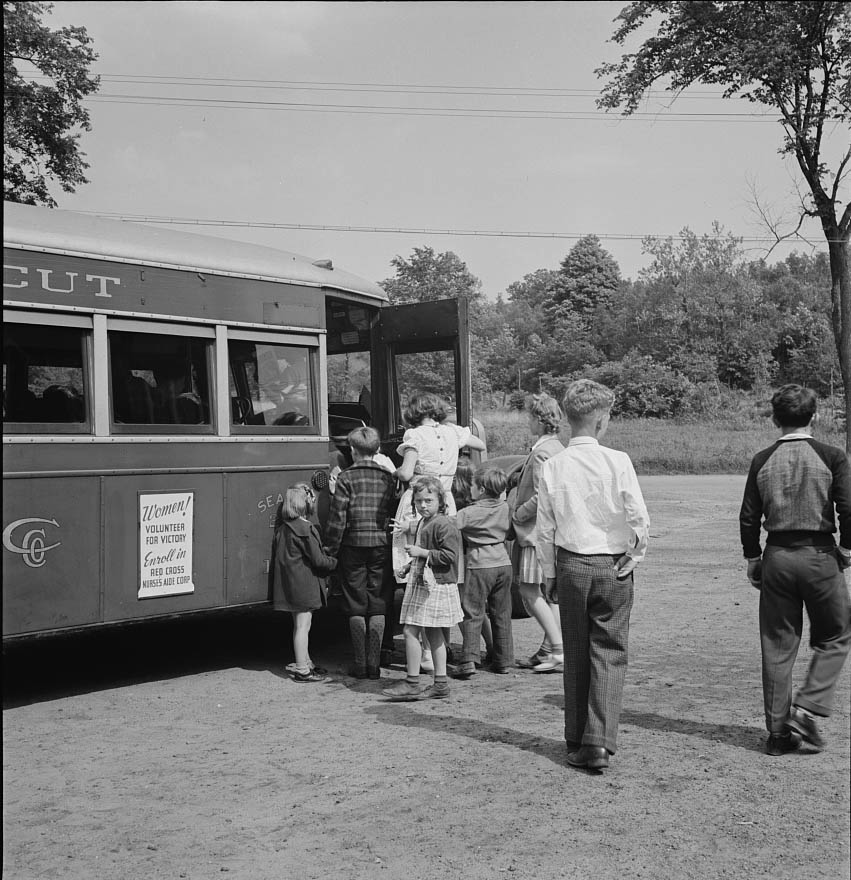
[746,176,820,259]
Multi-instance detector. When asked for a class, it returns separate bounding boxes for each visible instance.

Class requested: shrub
[577,355,697,418]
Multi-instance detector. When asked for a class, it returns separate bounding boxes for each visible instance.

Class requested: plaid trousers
[556,548,634,755]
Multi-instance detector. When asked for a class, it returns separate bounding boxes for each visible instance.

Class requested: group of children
[271,380,851,768]
[271,391,523,698]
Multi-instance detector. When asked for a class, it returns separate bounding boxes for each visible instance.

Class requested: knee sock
[349,616,366,668]
[367,616,385,667]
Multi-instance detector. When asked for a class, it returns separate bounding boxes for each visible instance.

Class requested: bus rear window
[3,323,89,429]
[110,331,212,430]
[229,340,315,429]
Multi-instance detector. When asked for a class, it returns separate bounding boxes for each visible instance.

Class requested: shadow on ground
[2,608,349,708]
[364,701,567,767]
[540,692,766,753]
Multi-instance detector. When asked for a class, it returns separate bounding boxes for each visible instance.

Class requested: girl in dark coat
[271,482,337,682]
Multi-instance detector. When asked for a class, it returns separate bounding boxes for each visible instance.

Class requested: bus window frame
[3,309,94,435]
[226,328,321,437]
[107,318,217,436]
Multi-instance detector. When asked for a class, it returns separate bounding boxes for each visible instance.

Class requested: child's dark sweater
[739,436,851,558]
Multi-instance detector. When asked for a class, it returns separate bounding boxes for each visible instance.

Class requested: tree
[545,234,622,324]
[381,246,483,306]
[597,1,851,449]
[506,268,561,311]
[4,1,99,206]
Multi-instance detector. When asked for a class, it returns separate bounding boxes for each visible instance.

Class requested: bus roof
[3,201,388,302]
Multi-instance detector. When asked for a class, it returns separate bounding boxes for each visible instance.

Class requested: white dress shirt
[535,436,650,578]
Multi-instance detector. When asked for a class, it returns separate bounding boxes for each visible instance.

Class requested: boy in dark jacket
[325,426,397,679]
[740,384,851,755]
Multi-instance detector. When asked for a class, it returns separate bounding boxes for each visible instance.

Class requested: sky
[36,1,846,299]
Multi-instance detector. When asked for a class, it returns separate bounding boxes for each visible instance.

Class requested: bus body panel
[4,248,326,330]
[2,477,102,635]
[3,438,331,475]
[3,442,331,633]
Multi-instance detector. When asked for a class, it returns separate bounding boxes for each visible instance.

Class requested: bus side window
[228,339,316,430]
[2,323,89,428]
[109,331,212,429]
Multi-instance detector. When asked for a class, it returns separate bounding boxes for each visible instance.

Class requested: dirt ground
[3,475,850,880]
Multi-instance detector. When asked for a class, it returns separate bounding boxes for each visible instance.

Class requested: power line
[23,70,769,119]
[37,71,732,98]
[86,92,773,121]
[79,212,829,243]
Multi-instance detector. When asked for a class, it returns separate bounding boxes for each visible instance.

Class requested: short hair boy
[451,465,515,677]
[348,425,381,455]
[325,426,398,679]
[535,378,649,771]
[740,383,851,755]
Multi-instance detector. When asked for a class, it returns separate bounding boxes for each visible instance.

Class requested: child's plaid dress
[399,515,463,628]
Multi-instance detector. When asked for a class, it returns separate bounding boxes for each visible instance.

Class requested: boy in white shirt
[536,379,649,772]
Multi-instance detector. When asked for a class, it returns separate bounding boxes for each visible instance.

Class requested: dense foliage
[3,1,99,205]
[379,230,842,421]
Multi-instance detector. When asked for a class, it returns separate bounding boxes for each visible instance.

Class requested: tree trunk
[826,236,851,453]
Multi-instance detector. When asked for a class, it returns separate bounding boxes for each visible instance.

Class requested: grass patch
[477,409,845,475]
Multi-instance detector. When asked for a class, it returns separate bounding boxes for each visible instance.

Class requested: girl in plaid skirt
[383,476,463,701]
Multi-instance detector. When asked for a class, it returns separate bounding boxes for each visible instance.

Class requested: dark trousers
[338,545,393,617]
[557,549,633,755]
[459,565,514,668]
[760,545,851,733]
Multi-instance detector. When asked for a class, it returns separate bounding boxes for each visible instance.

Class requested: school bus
[2,201,478,638]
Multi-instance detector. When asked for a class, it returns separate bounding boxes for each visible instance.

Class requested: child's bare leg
[425,627,448,677]
[528,588,563,672]
[292,611,312,673]
[404,624,423,677]
[548,598,561,635]
[382,623,426,698]
[518,582,562,659]
[441,626,453,661]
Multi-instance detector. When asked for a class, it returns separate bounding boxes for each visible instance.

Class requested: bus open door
[372,296,484,465]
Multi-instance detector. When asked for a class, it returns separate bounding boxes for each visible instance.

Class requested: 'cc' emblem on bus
[2,518,62,568]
